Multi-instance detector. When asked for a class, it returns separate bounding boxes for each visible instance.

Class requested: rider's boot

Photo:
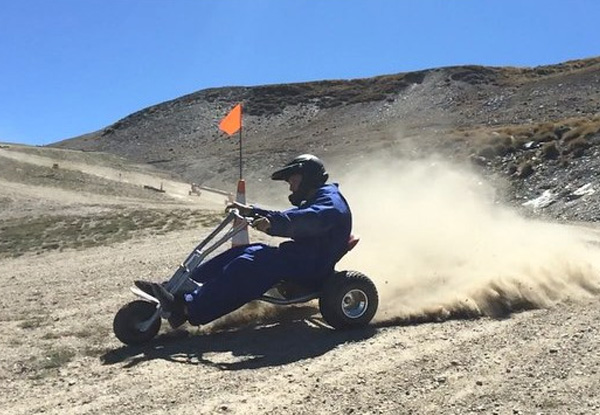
[166,301,187,329]
[134,280,157,296]
[148,283,189,329]
[134,280,187,329]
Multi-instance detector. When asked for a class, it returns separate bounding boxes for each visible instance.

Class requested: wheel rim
[134,305,160,333]
[341,289,368,319]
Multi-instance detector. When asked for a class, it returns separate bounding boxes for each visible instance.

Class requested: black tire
[113,300,161,345]
[319,270,378,329]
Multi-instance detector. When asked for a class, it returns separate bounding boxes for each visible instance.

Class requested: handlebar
[226,208,261,225]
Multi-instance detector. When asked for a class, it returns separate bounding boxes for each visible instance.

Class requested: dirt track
[2,146,600,414]
[2,220,600,415]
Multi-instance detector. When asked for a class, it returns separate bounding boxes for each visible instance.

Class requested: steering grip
[227,208,261,224]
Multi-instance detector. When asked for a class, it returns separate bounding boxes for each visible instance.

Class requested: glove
[251,216,271,233]
[225,201,253,216]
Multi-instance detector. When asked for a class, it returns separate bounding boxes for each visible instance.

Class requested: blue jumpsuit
[185,183,352,325]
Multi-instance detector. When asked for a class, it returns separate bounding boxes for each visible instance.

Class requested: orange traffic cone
[232,179,250,247]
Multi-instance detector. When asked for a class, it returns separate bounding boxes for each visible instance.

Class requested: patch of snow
[522,189,557,209]
[573,183,595,197]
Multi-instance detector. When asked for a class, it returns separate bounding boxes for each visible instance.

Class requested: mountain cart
[113,209,378,345]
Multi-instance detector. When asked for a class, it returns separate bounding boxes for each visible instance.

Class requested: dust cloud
[336,156,600,325]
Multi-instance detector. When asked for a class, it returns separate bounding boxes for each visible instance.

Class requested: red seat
[347,234,360,252]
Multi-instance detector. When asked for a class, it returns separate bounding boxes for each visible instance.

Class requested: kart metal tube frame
[131,209,321,333]
[132,209,251,332]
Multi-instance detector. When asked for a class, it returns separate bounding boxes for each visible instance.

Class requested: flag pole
[238,124,243,180]
[232,105,249,247]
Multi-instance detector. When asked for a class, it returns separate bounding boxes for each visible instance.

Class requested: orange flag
[219,103,242,135]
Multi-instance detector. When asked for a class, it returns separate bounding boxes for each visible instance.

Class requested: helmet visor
[271,163,302,181]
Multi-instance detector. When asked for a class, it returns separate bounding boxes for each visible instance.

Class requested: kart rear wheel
[319,271,378,329]
[113,300,161,345]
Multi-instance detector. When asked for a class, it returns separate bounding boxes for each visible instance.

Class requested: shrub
[563,124,600,142]
[517,161,534,178]
[554,125,570,139]
[487,133,512,147]
[495,143,512,157]
[566,138,590,157]
[541,142,560,160]
[532,131,557,143]
[478,146,497,159]
[39,347,75,370]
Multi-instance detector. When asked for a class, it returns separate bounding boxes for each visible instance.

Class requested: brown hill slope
[52,57,600,218]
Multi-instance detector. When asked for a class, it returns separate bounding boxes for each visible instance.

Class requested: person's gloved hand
[225,201,253,216]
[251,216,271,233]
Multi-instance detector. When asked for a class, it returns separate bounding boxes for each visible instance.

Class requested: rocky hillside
[51,57,600,220]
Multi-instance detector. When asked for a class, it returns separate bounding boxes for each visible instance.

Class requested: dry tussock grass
[458,115,600,160]
[0,208,222,258]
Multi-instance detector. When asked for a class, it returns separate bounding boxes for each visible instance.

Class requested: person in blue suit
[137,154,352,328]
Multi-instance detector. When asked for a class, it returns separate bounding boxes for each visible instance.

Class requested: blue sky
[1,0,599,146]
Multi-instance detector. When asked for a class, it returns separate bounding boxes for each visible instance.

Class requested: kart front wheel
[113,300,161,345]
[319,271,378,329]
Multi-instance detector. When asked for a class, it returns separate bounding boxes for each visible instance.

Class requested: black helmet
[271,154,329,206]
[271,154,328,186]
